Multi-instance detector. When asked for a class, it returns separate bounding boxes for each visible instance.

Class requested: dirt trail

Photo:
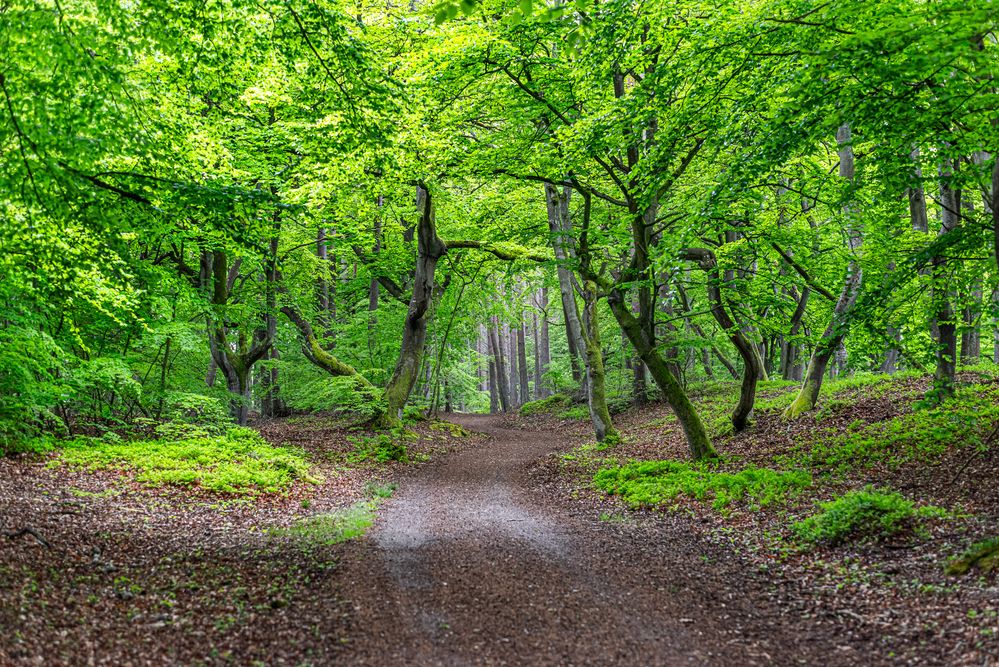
[338,414,865,666]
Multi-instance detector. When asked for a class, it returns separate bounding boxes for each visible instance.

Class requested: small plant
[560,404,590,421]
[365,481,397,498]
[792,487,946,547]
[348,431,411,463]
[272,500,378,546]
[945,536,999,576]
[594,460,811,512]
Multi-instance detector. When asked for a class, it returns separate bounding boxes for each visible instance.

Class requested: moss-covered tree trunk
[606,289,716,460]
[580,280,619,444]
[786,124,863,418]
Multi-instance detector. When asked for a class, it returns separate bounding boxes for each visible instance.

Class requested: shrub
[59,427,317,494]
[792,487,945,546]
[0,327,70,450]
[594,460,811,512]
[160,392,230,434]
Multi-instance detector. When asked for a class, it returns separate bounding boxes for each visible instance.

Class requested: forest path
[337,414,816,666]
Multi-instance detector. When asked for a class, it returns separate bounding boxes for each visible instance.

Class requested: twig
[5,527,51,548]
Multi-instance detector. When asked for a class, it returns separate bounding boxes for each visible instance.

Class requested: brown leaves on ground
[0,415,481,666]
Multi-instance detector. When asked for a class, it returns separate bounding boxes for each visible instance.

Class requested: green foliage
[160,392,231,434]
[594,460,811,513]
[347,430,413,463]
[0,328,70,448]
[519,393,571,416]
[945,537,999,576]
[59,427,317,494]
[792,488,945,547]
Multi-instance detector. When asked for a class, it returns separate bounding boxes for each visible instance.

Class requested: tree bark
[681,248,763,432]
[932,159,961,398]
[382,185,447,423]
[545,183,587,388]
[489,318,510,412]
[537,287,551,397]
[517,317,529,404]
[581,280,619,443]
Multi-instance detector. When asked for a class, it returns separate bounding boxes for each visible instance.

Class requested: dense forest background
[2,0,998,451]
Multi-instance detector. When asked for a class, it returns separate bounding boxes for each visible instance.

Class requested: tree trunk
[932,160,961,398]
[545,183,587,388]
[681,249,762,432]
[581,280,619,443]
[489,318,510,412]
[505,322,518,407]
[607,290,717,459]
[785,124,862,418]
[537,288,551,397]
[517,318,529,404]
[382,185,447,423]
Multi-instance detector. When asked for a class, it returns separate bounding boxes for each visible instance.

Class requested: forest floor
[1,374,997,665]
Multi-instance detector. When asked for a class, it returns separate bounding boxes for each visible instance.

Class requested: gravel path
[337,415,854,666]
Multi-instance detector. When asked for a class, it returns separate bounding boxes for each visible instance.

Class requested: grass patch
[594,460,811,513]
[273,483,396,546]
[792,487,946,547]
[520,394,572,416]
[945,536,999,576]
[274,501,377,546]
[59,427,317,494]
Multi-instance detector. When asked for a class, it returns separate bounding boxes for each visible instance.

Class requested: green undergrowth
[792,487,946,548]
[594,460,811,514]
[346,428,415,463]
[787,383,999,473]
[519,393,572,416]
[56,427,318,494]
[945,536,999,576]
[271,482,396,546]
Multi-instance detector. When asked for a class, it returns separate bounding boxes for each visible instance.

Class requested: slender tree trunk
[517,318,529,404]
[681,249,762,431]
[545,183,587,388]
[607,291,716,459]
[537,288,551,397]
[785,124,862,418]
[489,318,510,412]
[581,280,619,443]
[505,322,519,407]
[932,160,961,398]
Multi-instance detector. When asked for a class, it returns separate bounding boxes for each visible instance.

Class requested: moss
[59,427,317,494]
[945,537,999,576]
[784,379,819,419]
[520,394,572,416]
